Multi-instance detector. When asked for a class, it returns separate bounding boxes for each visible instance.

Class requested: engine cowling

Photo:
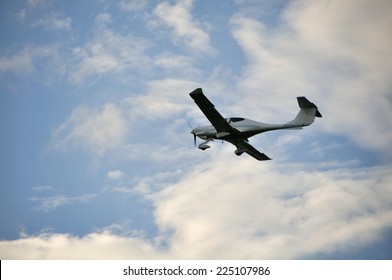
[234,149,244,156]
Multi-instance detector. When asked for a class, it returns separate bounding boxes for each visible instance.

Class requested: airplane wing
[229,139,271,161]
[189,88,236,135]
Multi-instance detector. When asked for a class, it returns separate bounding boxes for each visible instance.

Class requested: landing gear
[198,139,213,150]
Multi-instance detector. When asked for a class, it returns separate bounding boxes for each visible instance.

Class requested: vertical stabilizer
[287,96,322,127]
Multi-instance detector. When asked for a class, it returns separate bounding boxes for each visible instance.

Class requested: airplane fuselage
[192,117,301,141]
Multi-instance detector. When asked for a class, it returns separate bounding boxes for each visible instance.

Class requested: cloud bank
[230,0,392,157]
[1,155,391,259]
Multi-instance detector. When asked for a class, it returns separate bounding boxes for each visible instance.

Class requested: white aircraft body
[189,88,322,161]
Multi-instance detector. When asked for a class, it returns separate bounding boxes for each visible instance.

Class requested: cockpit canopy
[227,117,245,123]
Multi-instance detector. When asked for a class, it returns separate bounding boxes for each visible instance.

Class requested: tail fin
[287,96,322,127]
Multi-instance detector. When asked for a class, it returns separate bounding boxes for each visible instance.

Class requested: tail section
[287,96,322,127]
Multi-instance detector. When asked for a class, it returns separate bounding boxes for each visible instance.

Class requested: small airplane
[189,88,322,161]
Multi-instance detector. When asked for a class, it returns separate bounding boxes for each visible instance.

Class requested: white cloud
[14,9,27,23]
[147,157,392,259]
[31,185,54,192]
[49,103,128,156]
[94,13,112,28]
[125,78,199,120]
[31,13,72,31]
[229,0,392,157]
[153,52,195,73]
[27,0,49,8]
[0,52,34,74]
[2,153,391,259]
[118,0,148,12]
[47,77,199,164]
[0,232,164,259]
[0,45,66,81]
[69,13,150,84]
[29,194,97,212]
[107,170,123,180]
[153,0,215,53]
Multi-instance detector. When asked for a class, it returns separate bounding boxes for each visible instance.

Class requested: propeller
[188,122,197,147]
[193,131,196,147]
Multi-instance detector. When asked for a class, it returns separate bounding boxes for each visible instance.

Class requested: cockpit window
[229,117,245,123]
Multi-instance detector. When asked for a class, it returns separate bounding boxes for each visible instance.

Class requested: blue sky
[1,0,391,259]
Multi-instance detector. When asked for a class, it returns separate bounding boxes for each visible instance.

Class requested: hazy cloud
[48,103,128,156]
[3,156,392,259]
[230,0,392,157]
[14,9,27,23]
[0,231,163,259]
[31,13,72,31]
[118,0,148,12]
[147,155,392,259]
[27,0,49,8]
[29,193,97,212]
[153,0,215,53]
[31,185,54,192]
[0,52,34,74]
[126,78,199,120]
[107,170,124,180]
[153,52,195,74]
[69,13,150,84]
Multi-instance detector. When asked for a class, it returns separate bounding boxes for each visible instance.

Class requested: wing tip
[260,154,272,161]
[189,88,203,98]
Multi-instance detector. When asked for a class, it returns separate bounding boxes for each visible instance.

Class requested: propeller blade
[194,133,196,147]
[188,121,197,148]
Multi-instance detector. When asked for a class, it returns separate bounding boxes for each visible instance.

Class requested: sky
[0,0,391,259]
